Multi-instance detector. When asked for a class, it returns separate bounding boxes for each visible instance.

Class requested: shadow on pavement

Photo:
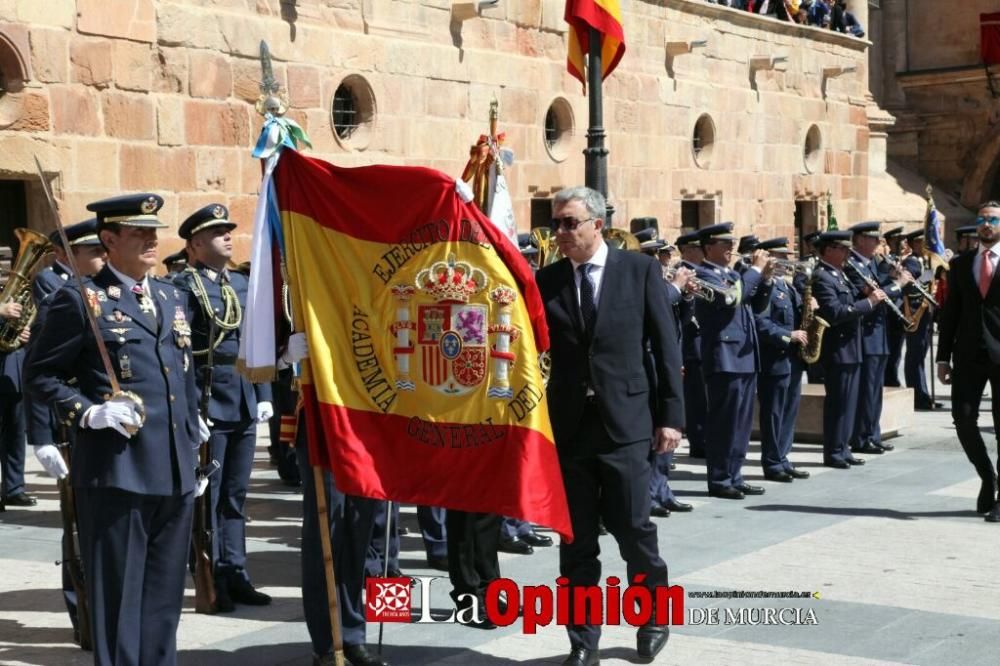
[744,504,980,520]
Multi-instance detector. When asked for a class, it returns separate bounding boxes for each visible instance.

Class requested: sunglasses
[550,216,595,232]
[976,215,1000,226]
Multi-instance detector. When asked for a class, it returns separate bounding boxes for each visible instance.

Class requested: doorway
[794,199,819,257]
[680,199,715,234]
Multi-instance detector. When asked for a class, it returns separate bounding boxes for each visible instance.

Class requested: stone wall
[0,0,871,259]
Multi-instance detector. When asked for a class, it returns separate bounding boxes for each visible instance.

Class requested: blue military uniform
[25,218,103,642]
[676,233,708,458]
[695,223,771,498]
[24,193,200,666]
[901,230,936,409]
[174,204,272,608]
[161,249,189,280]
[753,238,808,480]
[844,222,904,454]
[880,226,906,387]
[811,231,875,467]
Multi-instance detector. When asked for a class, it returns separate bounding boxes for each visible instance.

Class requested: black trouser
[0,390,26,498]
[446,510,501,609]
[558,409,668,651]
[76,488,193,666]
[951,352,1000,491]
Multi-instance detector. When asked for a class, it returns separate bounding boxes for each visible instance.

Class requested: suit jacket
[937,250,1000,367]
[173,265,271,423]
[536,246,684,446]
[754,277,801,376]
[24,265,201,495]
[812,261,874,366]
[694,262,771,375]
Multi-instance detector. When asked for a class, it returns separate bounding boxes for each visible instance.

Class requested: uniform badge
[158,288,167,301]
[95,290,107,302]
[778,292,786,300]
[205,268,218,282]
[85,289,101,317]
[110,327,130,343]
[173,307,191,347]
[120,354,132,380]
[108,286,121,300]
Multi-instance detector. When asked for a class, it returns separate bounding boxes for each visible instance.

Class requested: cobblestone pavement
[2,377,998,665]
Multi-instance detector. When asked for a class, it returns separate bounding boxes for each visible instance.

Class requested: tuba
[530,226,563,267]
[798,262,829,364]
[603,227,641,252]
[0,228,53,352]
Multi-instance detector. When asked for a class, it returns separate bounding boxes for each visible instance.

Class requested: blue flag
[924,193,945,257]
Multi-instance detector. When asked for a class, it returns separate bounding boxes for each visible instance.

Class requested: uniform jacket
[754,277,802,376]
[937,249,1000,367]
[536,246,684,446]
[24,263,74,445]
[173,265,271,423]
[812,261,874,366]
[24,265,201,495]
[694,261,771,375]
[844,250,901,356]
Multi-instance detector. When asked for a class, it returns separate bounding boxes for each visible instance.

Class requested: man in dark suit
[937,201,1000,522]
[694,222,772,499]
[753,238,811,482]
[175,204,274,610]
[25,193,207,665]
[536,186,683,666]
[26,218,106,645]
[811,231,886,468]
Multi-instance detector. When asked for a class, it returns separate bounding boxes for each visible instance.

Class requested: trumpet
[691,276,739,305]
[880,255,937,307]
[844,259,916,332]
[662,263,716,302]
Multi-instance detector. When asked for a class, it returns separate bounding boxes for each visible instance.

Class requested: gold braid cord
[186,267,243,356]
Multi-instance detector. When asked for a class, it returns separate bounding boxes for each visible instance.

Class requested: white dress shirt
[570,241,609,309]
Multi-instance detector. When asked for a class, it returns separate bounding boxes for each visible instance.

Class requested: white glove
[83,398,142,438]
[279,333,309,368]
[34,444,69,480]
[256,401,274,423]
[198,415,211,442]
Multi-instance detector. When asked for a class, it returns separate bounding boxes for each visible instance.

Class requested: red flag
[566,0,626,85]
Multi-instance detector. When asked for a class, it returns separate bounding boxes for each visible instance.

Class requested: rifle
[192,316,219,614]
[56,443,92,650]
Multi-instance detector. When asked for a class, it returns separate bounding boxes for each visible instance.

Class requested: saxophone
[0,228,53,352]
[798,263,829,364]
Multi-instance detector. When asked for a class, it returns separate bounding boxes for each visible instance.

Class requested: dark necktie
[131,283,157,329]
[578,263,596,335]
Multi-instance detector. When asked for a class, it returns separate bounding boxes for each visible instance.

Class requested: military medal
[108,285,121,300]
[120,353,132,380]
[173,307,192,347]
[85,289,101,317]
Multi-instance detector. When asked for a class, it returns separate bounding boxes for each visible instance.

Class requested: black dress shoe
[851,443,883,455]
[214,580,235,613]
[650,505,670,518]
[736,483,765,496]
[764,471,794,483]
[846,457,866,466]
[986,502,1000,523]
[498,537,534,555]
[978,480,997,514]
[878,441,895,451]
[824,460,850,469]
[229,580,272,606]
[709,487,744,500]
[521,531,554,547]
[562,647,599,666]
[636,624,669,659]
[786,467,810,479]
[4,492,37,507]
[664,499,693,512]
[343,644,389,666]
[427,555,450,571]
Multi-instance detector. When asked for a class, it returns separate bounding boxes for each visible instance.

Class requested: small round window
[330,75,375,151]
[804,124,823,173]
[692,114,715,169]
[543,98,574,162]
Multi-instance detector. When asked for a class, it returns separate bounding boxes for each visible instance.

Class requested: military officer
[880,227,906,387]
[174,204,273,611]
[695,223,772,499]
[734,234,760,274]
[676,232,707,458]
[845,222,911,456]
[0,301,32,512]
[26,218,106,644]
[161,249,189,278]
[797,231,826,385]
[753,238,811,482]
[901,230,939,410]
[24,193,208,666]
[955,225,979,255]
[811,230,887,468]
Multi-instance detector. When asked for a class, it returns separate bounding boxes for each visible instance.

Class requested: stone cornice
[897,65,991,89]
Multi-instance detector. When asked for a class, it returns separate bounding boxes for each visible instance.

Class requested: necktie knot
[577,263,592,277]
[131,284,145,296]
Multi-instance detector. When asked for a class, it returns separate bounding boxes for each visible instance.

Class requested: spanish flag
[566,0,626,85]
[258,150,572,540]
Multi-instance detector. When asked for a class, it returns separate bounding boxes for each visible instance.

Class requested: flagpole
[585,26,614,225]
